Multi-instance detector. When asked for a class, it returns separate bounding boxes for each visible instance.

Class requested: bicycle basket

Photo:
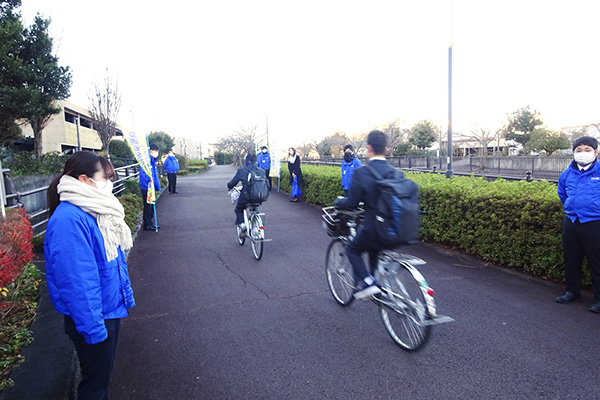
[322,207,348,237]
[229,188,240,204]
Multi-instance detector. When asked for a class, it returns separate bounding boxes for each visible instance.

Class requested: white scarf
[57,175,133,262]
[288,154,297,164]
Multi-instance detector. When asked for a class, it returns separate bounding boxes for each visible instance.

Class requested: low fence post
[0,160,6,218]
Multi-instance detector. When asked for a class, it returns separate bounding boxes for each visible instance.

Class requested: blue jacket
[139,155,161,191]
[558,160,600,223]
[341,157,363,190]
[163,155,180,174]
[44,202,135,344]
[257,151,271,171]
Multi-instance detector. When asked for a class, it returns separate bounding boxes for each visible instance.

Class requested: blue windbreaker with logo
[341,157,363,190]
[558,160,600,223]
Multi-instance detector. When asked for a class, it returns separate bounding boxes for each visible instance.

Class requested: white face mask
[91,178,114,194]
[574,151,597,166]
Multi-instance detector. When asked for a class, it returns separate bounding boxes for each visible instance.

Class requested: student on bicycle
[333,130,395,299]
[227,152,266,233]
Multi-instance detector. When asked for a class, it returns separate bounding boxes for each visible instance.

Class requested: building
[19,100,124,154]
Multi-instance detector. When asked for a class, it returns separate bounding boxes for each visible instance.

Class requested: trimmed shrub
[118,193,144,231]
[283,164,573,284]
[0,208,34,288]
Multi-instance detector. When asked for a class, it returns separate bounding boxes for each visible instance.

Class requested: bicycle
[229,187,271,260]
[322,206,453,351]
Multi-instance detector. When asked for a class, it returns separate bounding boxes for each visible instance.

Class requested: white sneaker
[238,223,246,237]
[353,276,381,300]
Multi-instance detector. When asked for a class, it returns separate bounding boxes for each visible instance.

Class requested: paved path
[108,165,599,399]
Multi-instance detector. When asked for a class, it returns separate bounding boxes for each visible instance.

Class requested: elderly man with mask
[139,143,162,231]
[556,136,600,313]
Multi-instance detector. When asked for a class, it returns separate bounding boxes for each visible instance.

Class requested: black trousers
[167,173,177,193]
[140,189,155,228]
[346,227,388,283]
[235,198,248,225]
[64,316,121,400]
[562,216,600,301]
[264,169,272,191]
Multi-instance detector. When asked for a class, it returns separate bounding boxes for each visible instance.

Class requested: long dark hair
[47,151,115,216]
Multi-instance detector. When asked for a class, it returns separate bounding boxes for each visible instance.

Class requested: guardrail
[1,160,140,236]
[303,156,562,183]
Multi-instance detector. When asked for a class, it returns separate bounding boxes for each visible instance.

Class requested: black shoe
[144,225,160,231]
[173,191,179,194]
[555,292,581,304]
[590,302,600,313]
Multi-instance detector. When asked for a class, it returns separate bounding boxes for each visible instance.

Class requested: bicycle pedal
[421,315,454,326]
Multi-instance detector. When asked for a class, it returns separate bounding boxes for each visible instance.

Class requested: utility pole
[446,0,454,178]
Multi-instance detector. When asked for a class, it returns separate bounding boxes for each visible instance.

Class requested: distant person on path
[257,145,272,191]
[341,144,362,197]
[139,144,161,231]
[163,149,180,194]
[227,153,267,232]
[287,147,303,202]
[334,130,398,299]
[44,151,135,400]
[556,136,600,313]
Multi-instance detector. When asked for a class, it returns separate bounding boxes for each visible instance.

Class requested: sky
[18,0,600,150]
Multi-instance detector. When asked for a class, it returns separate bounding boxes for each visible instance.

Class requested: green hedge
[279,164,578,284]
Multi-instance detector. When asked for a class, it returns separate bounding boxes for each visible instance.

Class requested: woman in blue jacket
[44,151,135,400]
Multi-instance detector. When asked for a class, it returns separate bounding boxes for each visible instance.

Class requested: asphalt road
[110,165,600,400]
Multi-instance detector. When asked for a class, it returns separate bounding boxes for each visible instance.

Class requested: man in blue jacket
[257,146,272,191]
[341,144,362,197]
[163,149,180,194]
[139,144,161,231]
[556,136,600,313]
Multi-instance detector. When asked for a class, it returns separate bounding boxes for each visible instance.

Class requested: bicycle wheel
[250,214,263,260]
[379,261,431,351]
[325,238,355,306]
[236,224,245,246]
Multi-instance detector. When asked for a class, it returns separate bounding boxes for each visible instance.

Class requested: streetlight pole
[445,0,454,178]
[265,114,269,148]
[75,115,82,151]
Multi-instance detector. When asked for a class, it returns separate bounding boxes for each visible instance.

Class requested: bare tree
[88,69,121,158]
[464,126,494,170]
[348,132,367,156]
[296,141,315,158]
[215,125,258,166]
[382,118,408,156]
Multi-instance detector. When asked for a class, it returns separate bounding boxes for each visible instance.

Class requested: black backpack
[365,164,420,246]
[246,166,269,202]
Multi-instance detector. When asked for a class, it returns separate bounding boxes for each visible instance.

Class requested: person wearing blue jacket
[139,144,161,230]
[257,146,272,191]
[44,151,135,399]
[556,136,600,313]
[341,144,362,197]
[163,149,180,194]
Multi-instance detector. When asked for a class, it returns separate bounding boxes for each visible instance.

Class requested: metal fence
[305,155,573,182]
[1,158,140,236]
